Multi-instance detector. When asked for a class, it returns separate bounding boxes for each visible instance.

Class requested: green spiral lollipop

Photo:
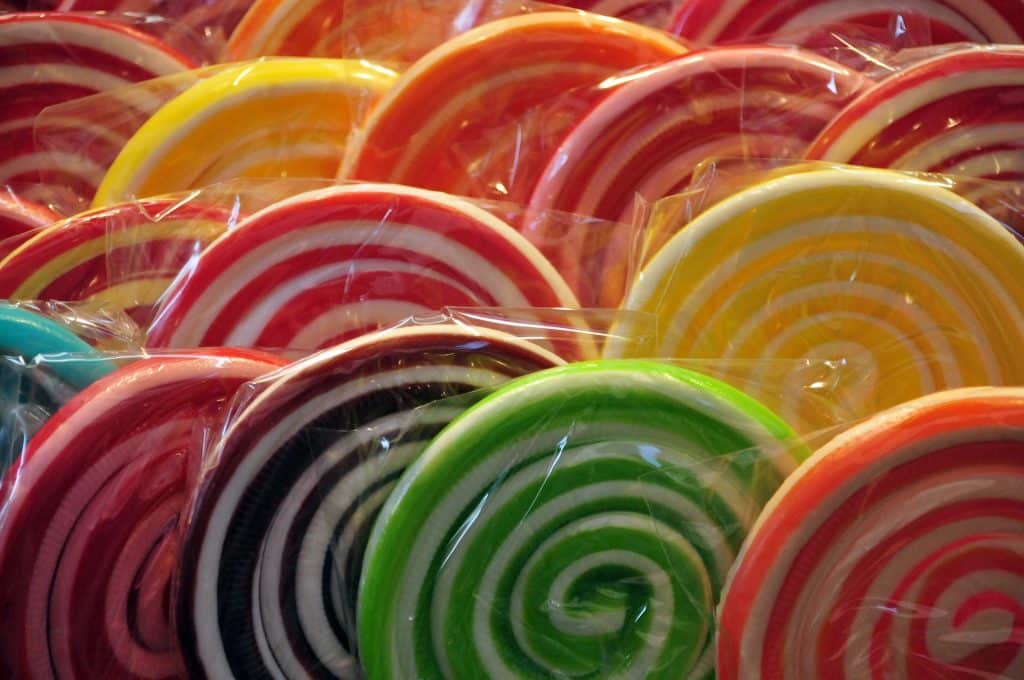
[359,360,808,679]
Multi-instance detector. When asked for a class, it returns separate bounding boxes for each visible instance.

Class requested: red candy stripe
[146,184,581,355]
[0,193,57,258]
[0,350,286,680]
[718,388,1024,679]
[0,13,193,208]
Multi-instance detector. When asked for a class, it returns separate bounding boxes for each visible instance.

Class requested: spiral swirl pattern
[179,325,563,679]
[718,387,1024,679]
[358,360,807,679]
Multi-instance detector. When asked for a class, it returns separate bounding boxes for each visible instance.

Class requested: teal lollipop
[359,360,809,680]
[0,304,115,467]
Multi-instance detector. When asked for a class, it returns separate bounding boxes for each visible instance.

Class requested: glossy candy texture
[146,184,581,354]
[0,349,286,679]
[0,193,57,258]
[807,48,1024,190]
[0,199,230,326]
[359,360,807,679]
[608,168,1024,432]
[667,0,1024,46]
[0,13,193,206]
[178,325,563,678]
[94,59,396,206]
[527,46,868,306]
[718,387,1024,679]
[556,0,678,26]
[226,0,346,58]
[343,12,686,205]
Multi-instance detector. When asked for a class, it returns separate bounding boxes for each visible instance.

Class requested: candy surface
[359,359,806,679]
[0,198,230,327]
[146,183,581,354]
[179,325,562,678]
[94,58,397,206]
[807,48,1024,187]
[226,0,345,59]
[608,168,1024,432]
[527,46,867,306]
[718,387,1024,679]
[0,349,285,679]
[668,0,1024,46]
[0,13,193,208]
[0,193,57,258]
[343,11,686,204]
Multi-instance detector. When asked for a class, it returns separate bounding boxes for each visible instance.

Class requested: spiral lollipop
[358,360,806,679]
[0,349,285,680]
[0,199,230,326]
[0,13,193,207]
[527,45,867,307]
[806,48,1024,189]
[0,194,57,258]
[0,304,114,472]
[719,387,1024,679]
[93,59,397,207]
[178,325,563,678]
[146,183,583,356]
[343,12,685,204]
[608,168,1024,433]
[226,0,345,59]
[667,0,1024,46]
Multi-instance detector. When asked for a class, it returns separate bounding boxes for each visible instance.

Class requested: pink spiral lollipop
[0,198,232,327]
[718,387,1024,679]
[807,48,1024,188]
[528,46,868,306]
[0,193,58,259]
[147,184,581,355]
[0,13,194,208]
[0,349,286,680]
[667,0,1024,46]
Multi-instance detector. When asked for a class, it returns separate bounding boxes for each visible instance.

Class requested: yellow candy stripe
[94,59,397,206]
[612,169,1024,431]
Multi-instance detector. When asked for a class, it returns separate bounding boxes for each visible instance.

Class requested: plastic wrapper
[0,185,60,257]
[0,11,198,212]
[612,163,1024,436]
[33,57,398,214]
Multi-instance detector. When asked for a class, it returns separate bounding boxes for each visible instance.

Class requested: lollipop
[806,48,1024,187]
[719,387,1024,679]
[226,0,346,59]
[0,193,58,258]
[0,304,115,471]
[0,199,231,326]
[93,59,397,207]
[667,0,1024,45]
[527,46,867,307]
[146,183,582,355]
[556,0,676,26]
[0,13,194,206]
[608,168,1024,432]
[359,360,807,679]
[343,12,685,204]
[178,325,563,678]
[0,349,285,680]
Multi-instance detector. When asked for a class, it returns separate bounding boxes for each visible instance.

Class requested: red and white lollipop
[718,387,1024,679]
[343,12,685,205]
[528,46,868,305]
[0,198,232,327]
[147,184,582,355]
[0,349,286,680]
[668,0,1024,46]
[807,48,1024,188]
[0,193,57,259]
[0,13,194,209]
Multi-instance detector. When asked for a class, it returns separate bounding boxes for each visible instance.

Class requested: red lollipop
[0,349,286,680]
[554,0,676,26]
[0,193,58,259]
[147,184,581,355]
[668,0,1024,46]
[0,13,194,208]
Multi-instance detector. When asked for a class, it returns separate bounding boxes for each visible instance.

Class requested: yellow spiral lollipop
[609,168,1024,432]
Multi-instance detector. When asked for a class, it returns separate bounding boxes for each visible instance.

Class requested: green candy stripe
[360,360,808,679]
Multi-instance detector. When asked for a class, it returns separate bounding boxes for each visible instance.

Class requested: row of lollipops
[2,1,1024,679]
